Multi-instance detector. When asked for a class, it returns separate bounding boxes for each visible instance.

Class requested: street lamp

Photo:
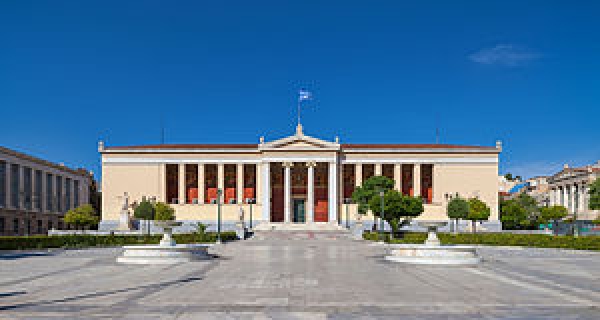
[246,198,256,230]
[379,190,385,242]
[217,189,222,243]
[343,198,352,229]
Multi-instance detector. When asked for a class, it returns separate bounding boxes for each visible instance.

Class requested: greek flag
[299,89,312,102]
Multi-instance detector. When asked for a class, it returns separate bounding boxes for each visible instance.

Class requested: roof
[104,143,498,151]
[0,146,91,177]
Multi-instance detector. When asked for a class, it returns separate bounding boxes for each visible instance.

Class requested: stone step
[252,222,347,232]
[251,229,353,241]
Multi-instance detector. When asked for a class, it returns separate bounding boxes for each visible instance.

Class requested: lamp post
[343,198,352,229]
[217,189,222,243]
[573,187,579,238]
[246,198,255,230]
[379,190,385,242]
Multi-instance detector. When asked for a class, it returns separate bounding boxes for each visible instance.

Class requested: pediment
[259,125,340,151]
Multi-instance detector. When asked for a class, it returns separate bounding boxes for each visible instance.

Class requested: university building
[548,162,600,221]
[100,125,502,231]
[0,146,92,236]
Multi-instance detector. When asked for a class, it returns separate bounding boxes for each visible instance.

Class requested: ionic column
[393,164,401,191]
[329,161,338,223]
[237,163,244,202]
[41,170,47,212]
[355,163,362,187]
[579,184,587,215]
[562,186,568,208]
[178,164,186,204]
[217,163,224,197]
[413,164,421,197]
[5,162,11,209]
[261,162,270,221]
[306,162,315,223]
[19,165,24,209]
[255,163,262,204]
[375,163,382,176]
[569,185,576,214]
[283,162,292,223]
[31,170,37,211]
[197,164,205,204]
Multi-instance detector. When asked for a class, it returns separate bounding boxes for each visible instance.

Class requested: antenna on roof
[435,113,440,144]
[160,115,165,144]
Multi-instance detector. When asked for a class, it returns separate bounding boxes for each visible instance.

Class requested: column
[178,164,186,204]
[569,185,576,214]
[261,162,270,221]
[237,163,244,202]
[255,163,262,204]
[561,186,567,207]
[283,162,292,223]
[197,164,205,204]
[579,184,587,215]
[355,163,362,187]
[329,161,338,223]
[19,165,24,209]
[307,162,315,223]
[393,164,402,191]
[217,163,224,195]
[5,161,11,209]
[375,163,382,176]
[413,163,421,197]
[41,170,47,212]
[31,170,37,211]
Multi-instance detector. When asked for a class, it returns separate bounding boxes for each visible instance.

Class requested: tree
[515,193,540,229]
[589,178,600,210]
[539,205,568,227]
[64,204,99,230]
[447,196,469,234]
[467,198,490,233]
[504,173,514,181]
[134,199,154,220]
[154,202,175,220]
[369,190,424,237]
[500,199,528,230]
[352,176,395,229]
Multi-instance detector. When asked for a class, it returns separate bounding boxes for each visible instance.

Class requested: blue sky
[1,1,599,180]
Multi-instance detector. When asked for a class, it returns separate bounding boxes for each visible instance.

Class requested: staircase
[250,223,352,240]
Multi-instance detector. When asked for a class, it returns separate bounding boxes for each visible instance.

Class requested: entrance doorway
[292,199,306,223]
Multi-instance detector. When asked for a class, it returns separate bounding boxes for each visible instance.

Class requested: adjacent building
[100,125,502,231]
[548,162,600,220]
[0,146,92,236]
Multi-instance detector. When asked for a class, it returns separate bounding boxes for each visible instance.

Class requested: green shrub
[363,231,600,251]
[0,232,237,250]
[154,202,175,220]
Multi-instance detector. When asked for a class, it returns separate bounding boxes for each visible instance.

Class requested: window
[65,178,71,210]
[11,164,19,208]
[13,218,19,235]
[46,173,53,211]
[48,220,53,230]
[0,161,5,208]
[74,180,80,207]
[37,220,43,234]
[0,217,5,235]
[24,167,32,210]
[56,176,63,212]
[34,170,42,210]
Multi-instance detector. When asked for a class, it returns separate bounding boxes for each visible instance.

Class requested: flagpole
[297,98,301,127]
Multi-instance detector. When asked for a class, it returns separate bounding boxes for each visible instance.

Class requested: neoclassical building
[548,162,600,220]
[99,125,502,231]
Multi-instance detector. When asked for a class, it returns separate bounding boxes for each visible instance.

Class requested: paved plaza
[1,235,600,319]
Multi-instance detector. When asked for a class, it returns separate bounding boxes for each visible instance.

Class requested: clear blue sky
[1,1,599,180]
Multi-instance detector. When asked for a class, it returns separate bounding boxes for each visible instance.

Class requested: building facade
[99,126,502,231]
[0,146,92,236]
[548,162,600,220]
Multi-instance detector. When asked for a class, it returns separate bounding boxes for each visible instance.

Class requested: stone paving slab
[1,240,599,319]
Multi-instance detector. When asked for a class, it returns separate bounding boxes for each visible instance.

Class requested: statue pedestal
[235,221,246,240]
[352,220,364,240]
[117,211,131,231]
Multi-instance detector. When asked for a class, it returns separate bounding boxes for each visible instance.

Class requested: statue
[235,206,246,240]
[117,192,132,231]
